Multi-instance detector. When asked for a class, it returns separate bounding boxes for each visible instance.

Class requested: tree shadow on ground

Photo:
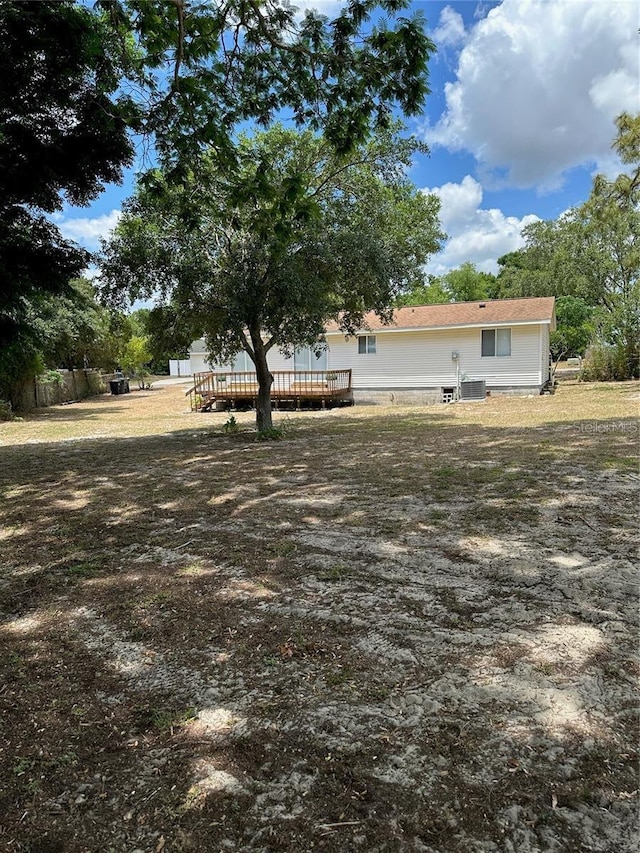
[15,402,130,422]
[0,410,638,851]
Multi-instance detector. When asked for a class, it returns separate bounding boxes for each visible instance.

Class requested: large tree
[495,222,567,299]
[400,262,497,305]
[549,296,595,361]
[439,262,497,302]
[0,1,135,340]
[582,113,640,375]
[33,279,111,372]
[498,212,639,377]
[100,127,444,429]
[396,275,450,306]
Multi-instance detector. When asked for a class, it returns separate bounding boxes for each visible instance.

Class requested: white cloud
[284,0,347,19]
[56,210,121,250]
[293,0,343,9]
[426,0,640,190]
[433,6,466,47]
[423,175,539,275]
[473,2,493,21]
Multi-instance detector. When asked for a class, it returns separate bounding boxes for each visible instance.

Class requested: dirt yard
[0,379,638,853]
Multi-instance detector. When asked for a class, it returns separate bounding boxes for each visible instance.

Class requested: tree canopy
[0,0,135,352]
[96,0,435,163]
[550,296,595,361]
[399,262,498,306]
[100,126,444,428]
[130,306,197,373]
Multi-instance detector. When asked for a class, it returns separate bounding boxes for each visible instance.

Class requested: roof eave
[326,318,554,335]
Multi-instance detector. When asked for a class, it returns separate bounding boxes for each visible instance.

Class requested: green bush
[0,347,45,410]
[38,369,64,385]
[256,425,285,441]
[222,414,240,434]
[581,343,635,381]
[0,400,14,421]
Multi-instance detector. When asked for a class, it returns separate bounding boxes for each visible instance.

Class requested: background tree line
[0,272,196,405]
[400,113,639,380]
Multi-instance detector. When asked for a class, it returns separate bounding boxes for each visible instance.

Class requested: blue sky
[56,0,640,280]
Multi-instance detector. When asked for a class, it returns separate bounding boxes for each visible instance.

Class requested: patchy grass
[0,378,638,852]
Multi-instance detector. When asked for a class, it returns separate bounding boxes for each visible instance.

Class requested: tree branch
[172,0,185,91]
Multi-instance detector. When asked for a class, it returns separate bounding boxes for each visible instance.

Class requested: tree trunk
[250,328,273,431]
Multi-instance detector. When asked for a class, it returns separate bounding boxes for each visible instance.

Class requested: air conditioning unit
[460,380,486,401]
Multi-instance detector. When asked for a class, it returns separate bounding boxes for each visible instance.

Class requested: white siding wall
[540,324,550,382]
[325,324,545,389]
[189,355,209,373]
[189,323,548,389]
[188,339,293,374]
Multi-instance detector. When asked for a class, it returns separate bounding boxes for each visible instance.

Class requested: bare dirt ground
[0,379,638,853]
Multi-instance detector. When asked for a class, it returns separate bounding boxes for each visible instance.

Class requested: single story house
[186,296,556,404]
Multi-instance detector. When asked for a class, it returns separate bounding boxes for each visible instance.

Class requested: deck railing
[187,369,352,411]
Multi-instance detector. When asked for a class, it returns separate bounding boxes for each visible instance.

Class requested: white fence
[169,359,192,377]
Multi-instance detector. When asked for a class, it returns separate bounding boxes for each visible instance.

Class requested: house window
[231,351,252,371]
[357,335,376,354]
[481,328,511,357]
[294,346,328,371]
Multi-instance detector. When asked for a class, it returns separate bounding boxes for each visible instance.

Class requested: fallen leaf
[279,643,295,658]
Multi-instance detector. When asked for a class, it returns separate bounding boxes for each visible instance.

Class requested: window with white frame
[294,346,328,371]
[357,335,376,354]
[231,351,252,371]
[481,328,511,357]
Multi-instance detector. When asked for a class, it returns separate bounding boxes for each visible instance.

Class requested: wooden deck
[187,370,353,412]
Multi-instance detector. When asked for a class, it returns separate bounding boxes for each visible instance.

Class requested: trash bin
[109,378,129,395]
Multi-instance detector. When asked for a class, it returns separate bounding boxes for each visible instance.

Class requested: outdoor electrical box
[451,351,459,361]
